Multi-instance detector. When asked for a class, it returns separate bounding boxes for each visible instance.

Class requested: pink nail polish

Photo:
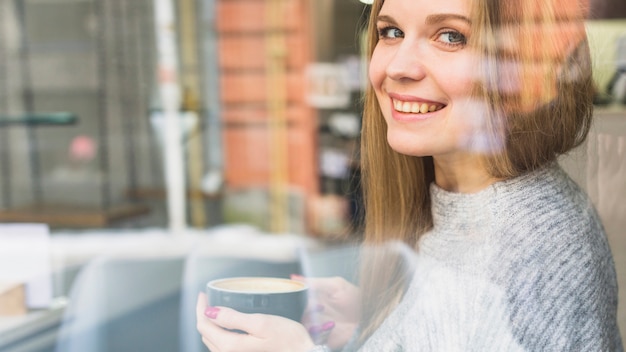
[204,307,220,319]
[321,321,335,331]
[309,321,336,335]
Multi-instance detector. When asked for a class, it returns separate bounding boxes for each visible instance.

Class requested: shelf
[0,112,78,127]
[0,203,151,228]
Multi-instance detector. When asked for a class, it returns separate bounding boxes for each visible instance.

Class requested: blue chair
[55,255,184,352]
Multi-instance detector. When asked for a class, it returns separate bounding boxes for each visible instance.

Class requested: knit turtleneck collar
[429,163,562,236]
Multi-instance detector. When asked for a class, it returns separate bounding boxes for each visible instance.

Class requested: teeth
[392,99,443,114]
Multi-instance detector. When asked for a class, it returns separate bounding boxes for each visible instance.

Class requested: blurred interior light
[359,0,373,4]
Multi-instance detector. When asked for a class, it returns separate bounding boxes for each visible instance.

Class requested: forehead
[378,0,473,18]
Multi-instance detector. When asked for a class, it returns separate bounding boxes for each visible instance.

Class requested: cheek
[440,64,478,97]
[437,58,477,98]
[368,48,386,89]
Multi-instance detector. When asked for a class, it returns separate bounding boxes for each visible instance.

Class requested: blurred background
[0,0,624,351]
[0,0,370,236]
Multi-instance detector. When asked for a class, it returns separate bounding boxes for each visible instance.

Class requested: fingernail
[309,321,335,335]
[204,307,220,319]
[321,321,335,331]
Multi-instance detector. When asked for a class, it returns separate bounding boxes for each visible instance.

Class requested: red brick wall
[216,0,318,196]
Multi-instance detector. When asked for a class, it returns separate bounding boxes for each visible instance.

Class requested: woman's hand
[294,275,362,350]
[196,292,316,352]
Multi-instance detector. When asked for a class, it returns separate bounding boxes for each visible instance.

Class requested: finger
[208,305,276,337]
[196,305,227,337]
[308,321,336,344]
[291,275,330,288]
[290,275,332,299]
[197,293,223,325]
[311,328,332,345]
[213,335,256,352]
[303,302,324,315]
[290,274,305,282]
[303,301,329,327]
[302,312,328,329]
[289,276,335,314]
[202,336,218,352]
[196,293,229,340]
[304,277,348,297]
[197,304,265,352]
[201,327,260,352]
[301,304,328,327]
[325,323,357,351]
[196,292,209,323]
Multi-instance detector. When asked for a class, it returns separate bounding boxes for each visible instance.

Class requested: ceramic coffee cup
[206,277,308,322]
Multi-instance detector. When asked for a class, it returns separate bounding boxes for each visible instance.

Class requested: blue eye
[378,26,404,39]
[438,31,467,46]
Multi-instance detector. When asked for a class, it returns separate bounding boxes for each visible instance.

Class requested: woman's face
[369,0,486,158]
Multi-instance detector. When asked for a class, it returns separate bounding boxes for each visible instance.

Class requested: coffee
[207,277,308,322]
[211,277,305,293]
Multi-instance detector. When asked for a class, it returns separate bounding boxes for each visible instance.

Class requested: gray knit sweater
[348,163,622,351]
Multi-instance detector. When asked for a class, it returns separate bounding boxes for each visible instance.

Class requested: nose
[385,40,427,82]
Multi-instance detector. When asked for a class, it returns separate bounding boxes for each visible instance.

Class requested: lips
[392,98,445,114]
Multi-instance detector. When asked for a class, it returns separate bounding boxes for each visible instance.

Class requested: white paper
[305,63,351,109]
[0,223,53,309]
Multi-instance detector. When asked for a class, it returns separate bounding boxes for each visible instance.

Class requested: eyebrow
[376,14,471,25]
[376,15,397,25]
[425,13,472,25]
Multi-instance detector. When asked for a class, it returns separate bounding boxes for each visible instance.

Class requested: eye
[378,26,404,39]
[437,30,467,47]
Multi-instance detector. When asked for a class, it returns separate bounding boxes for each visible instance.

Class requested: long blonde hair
[357,0,594,342]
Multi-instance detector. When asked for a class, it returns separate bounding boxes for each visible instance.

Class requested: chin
[386,136,430,157]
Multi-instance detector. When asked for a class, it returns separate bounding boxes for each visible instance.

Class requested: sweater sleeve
[502,217,621,351]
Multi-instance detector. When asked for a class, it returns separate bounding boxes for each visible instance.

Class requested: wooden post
[267,0,289,233]
[178,0,208,228]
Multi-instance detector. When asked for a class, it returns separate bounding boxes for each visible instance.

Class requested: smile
[392,98,445,114]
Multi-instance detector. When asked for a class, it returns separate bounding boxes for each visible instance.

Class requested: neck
[433,154,499,193]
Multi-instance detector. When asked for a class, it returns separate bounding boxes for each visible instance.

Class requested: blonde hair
[357,0,594,342]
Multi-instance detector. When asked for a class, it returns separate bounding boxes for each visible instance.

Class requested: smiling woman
[195,0,623,350]
[357,0,620,349]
